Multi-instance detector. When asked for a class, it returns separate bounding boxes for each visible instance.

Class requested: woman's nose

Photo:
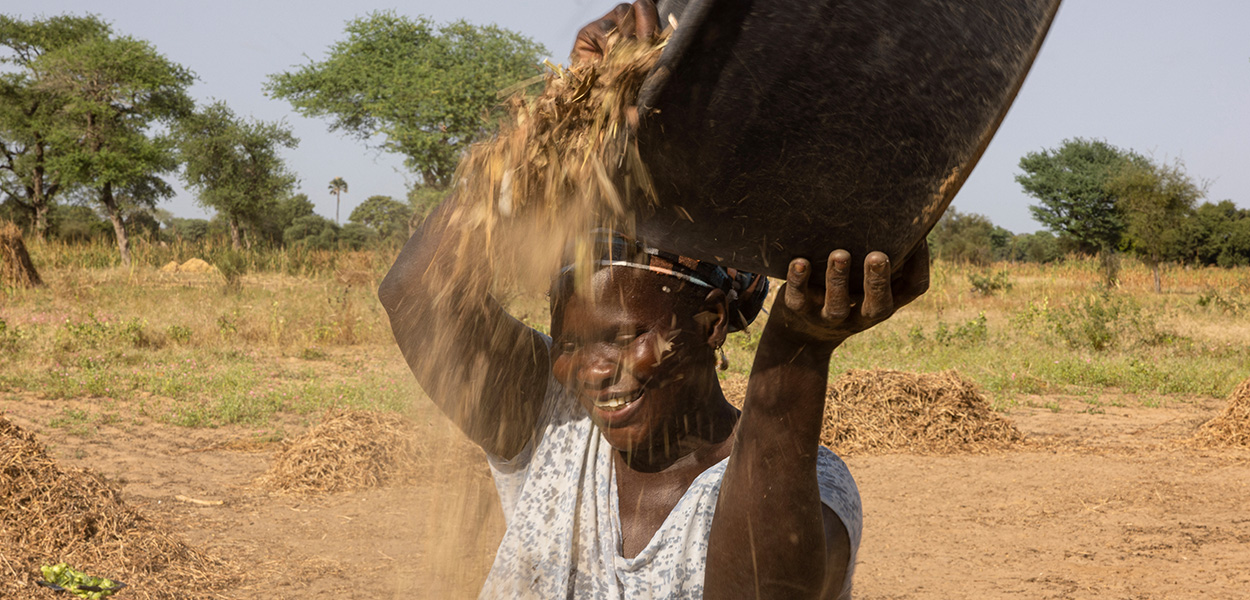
[578,351,619,390]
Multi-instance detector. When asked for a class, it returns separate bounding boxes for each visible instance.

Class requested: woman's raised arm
[378,196,551,460]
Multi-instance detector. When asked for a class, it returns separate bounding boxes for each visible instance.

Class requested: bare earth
[3,392,1248,600]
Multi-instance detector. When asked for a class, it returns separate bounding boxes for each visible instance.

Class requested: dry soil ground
[3,391,1249,599]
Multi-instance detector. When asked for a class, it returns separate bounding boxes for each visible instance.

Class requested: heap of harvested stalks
[0,415,233,599]
[260,410,430,495]
[439,28,670,294]
[1189,379,1250,448]
[820,369,1021,455]
[1,220,43,288]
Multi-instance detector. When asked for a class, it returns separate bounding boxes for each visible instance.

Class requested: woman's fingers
[632,0,660,38]
[822,249,852,322]
[571,1,660,64]
[859,251,893,322]
[785,258,811,312]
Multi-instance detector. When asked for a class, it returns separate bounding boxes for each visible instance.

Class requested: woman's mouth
[594,388,644,412]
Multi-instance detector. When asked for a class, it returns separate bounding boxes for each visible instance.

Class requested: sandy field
[3,390,1248,599]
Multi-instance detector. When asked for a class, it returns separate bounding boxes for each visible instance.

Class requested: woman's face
[551,268,721,453]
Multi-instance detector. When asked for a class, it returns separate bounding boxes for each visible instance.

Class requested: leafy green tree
[266,13,546,188]
[35,30,195,265]
[328,176,347,224]
[253,193,315,246]
[339,222,378,249]
[0,14,110,240]
[928,209,1012,265]
[1107,157,1204,292]
[283,214,339,249]
[349,194,410,242]
[175,101,298,249]
[1009,231,1061,264]
[167,217,210,244]
[1184,200,1250,267]
[1017,138,1143,254]
[47,203,107,242]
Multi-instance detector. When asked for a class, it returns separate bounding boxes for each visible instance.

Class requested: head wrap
[557,230,769,332]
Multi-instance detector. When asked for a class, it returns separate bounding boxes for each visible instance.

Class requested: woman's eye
[559,341,578,354]
[613,329,643,346]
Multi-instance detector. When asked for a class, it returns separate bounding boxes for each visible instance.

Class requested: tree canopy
[349,195,410,242]
[1107,157,1204,291]
[175,101,298,248]
[0,14,112,239]
[265,12,546,188]
[32,26,195,264]
[1017,138,1143,254]
[927,208,1013,265]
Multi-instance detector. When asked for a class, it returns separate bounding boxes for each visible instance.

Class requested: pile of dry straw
[820,369,1022,455]
[260,410,430,495]
[1189,379,1250,448]
[0,415,234,599]
[1,220,43,288]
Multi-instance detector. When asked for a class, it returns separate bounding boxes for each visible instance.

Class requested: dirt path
[3,393,1248,599]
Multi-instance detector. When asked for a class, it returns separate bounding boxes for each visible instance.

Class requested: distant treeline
[930,199,1250,268]
[0,189,441,251]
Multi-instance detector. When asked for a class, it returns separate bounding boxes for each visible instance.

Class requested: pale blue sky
[7,0,1248,233]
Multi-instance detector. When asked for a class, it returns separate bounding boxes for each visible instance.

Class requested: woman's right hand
[571,0,661,64]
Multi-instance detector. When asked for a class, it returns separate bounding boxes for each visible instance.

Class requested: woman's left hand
[767,243,930,349]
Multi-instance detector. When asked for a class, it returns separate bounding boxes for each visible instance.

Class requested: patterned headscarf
[557,230,769,332]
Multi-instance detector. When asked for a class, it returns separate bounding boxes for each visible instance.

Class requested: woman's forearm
[705,326,838,599]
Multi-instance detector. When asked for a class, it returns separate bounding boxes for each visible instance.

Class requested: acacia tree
[266,13,546,188]
[349,194,411,242]
[328,177,347,224]
[0,14,110,240]
[176,101,298,249]
[35,32,194,265]
[1107,157,1204,292]
[1017,138,1143,255]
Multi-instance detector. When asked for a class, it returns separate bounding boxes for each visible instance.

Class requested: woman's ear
[693,288,729,349]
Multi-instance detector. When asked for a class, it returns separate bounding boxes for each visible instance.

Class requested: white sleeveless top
[482,375,862,600]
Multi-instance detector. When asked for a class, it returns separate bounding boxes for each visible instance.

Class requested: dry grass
[259,409,430,495]
[1189,379,1250,448]
[0,415,236,599]
[820,369,1022,455]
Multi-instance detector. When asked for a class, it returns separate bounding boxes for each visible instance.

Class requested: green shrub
[166,324,193,344]
[934,313,988,346]
[969,270,1013,295]
[214,250,249,292]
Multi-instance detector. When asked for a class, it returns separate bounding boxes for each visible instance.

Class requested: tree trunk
[1152,259,1162,293]
[33,203,49,241]
[229,214,242,250]
[30,137,50,241]
[335,191,341,225]
[101,182,131,267]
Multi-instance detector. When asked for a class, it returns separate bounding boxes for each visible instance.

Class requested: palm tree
[328,177,348,224]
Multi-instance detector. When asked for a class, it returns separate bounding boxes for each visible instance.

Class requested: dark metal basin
[634,0,1062,280]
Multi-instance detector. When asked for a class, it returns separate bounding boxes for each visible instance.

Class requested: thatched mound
[820,369,1021,455]
[1189,379,1250,448]
[260,410,428,494]
[0,415,234,599]
[1,220,43,288]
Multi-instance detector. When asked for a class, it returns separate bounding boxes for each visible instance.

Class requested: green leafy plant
[969,270,1013,295]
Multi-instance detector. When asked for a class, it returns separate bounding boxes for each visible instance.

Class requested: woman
[379,4,929,597]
